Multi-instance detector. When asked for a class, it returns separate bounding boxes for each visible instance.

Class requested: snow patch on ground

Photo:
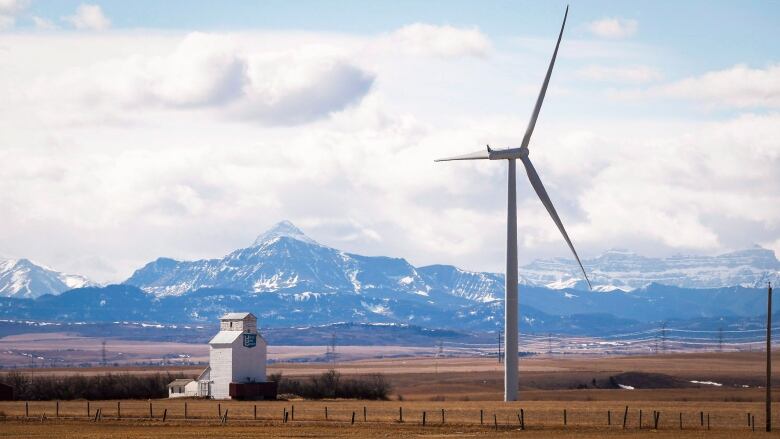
[690,380,723,386]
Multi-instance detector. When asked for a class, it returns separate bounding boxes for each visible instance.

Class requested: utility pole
[497,330,503,364]
[101,340,107,367]
[767,282,772,432]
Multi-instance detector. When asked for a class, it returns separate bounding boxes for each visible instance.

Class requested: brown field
[2,351,779,437]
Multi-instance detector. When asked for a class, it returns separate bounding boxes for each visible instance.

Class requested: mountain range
[0,221,778,334]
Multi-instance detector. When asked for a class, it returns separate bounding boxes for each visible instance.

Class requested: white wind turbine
[435,5,590,402]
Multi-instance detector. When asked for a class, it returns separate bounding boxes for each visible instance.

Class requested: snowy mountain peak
[253,220,317,246]
[0,257,94,299]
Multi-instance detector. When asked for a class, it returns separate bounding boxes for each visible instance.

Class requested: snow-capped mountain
[0,258,94,299]
[125,221,780,300]
[521,247,780,291]
[125,221,433,300]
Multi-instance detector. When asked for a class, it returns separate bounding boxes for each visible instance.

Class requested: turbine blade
[434,150,490,162]
[520,5,568,150]
[521,156,592,289]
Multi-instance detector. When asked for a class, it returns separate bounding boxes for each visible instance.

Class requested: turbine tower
[435,5,590,402]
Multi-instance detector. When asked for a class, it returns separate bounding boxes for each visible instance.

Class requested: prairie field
[2,351,779,437]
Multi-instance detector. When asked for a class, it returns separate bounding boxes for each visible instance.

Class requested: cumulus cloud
[31,16,57,30]
[384,23,491,57]
[654,64,780,108]
[64,3,110,31]
[587,18,638,39]
[0,0,29,30]
[34,32,374,124]
[577,64,662,83]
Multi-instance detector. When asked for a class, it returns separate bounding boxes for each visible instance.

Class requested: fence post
[422,411,426,426]
[707,413,710,430]
[87,401,90,418]
[325,406,328,420]
[364,406,367,422]
[679,412,682,430]
[520,408,525,430]
[222,409,228,425]
[117,401,121,419]
[184,402,187,419]
[253,404,256,420]
[480,409,483,425]
[623,406,628,429]
[56,401,59,418]
[564,409,567,426]
[748,412,751,427]
[93,408,99,422]
[291,404,294,421]
[218,403,221,419]
[608,410,611,425]
[654,411,660,429]
[700,411,704,427]
[639,409,642,429]
[162,408,167,422]
[399,406,402,423]
[149,401,153,419]
[25,401,29,417]
[494,413,498,431]
[441,408,445,424]
[351,411,355,425]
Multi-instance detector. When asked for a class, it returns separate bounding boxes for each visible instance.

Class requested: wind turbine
[435,5,590,402]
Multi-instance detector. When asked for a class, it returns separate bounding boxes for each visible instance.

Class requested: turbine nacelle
[488,146,529,160]
[433,146,529,162]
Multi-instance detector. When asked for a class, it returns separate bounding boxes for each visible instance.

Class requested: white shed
[167,379,198,398]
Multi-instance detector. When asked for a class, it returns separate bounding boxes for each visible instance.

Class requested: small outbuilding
[167,378,198,398]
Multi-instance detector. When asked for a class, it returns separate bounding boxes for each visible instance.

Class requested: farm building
[167,378,198,398]
[169,312,276,400]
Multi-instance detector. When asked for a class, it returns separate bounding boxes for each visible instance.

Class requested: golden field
[2,352,779,437]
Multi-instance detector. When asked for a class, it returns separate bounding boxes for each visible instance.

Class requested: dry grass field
[2,352,779,437]
[0,399,771,438]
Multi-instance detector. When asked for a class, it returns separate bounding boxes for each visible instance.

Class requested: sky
[1,1,779,283]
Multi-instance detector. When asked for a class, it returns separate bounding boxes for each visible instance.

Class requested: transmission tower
[661,321,668,353]
[329,333,337,370]
[435,340,443,374]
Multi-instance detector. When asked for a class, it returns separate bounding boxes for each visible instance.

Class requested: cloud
[32,16,57,30]
[0,0,28,14]
[654,64,780,109]
[384,23,491,57]
[64,3,110,31]
[587,18,638,39]
[577,64,662,83]
[33,32,374,124]
[0,0,28,30]
[0,28,778,283]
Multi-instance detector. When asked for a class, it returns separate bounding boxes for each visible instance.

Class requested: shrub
[277,370,391,400]
[0,371,191,400]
